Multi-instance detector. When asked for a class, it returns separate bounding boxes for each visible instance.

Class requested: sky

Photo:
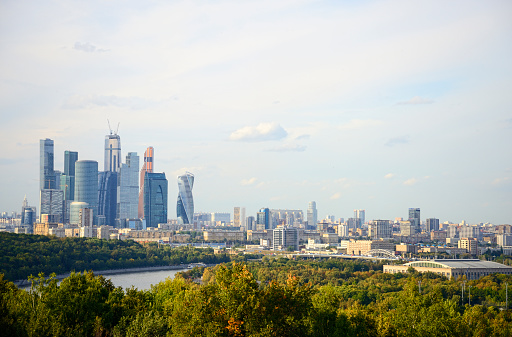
[0,0,511,225]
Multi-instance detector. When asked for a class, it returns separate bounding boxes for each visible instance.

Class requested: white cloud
[492,177,511,185]
[403,178,417,186]
[241,177,257,185]
[229,122,287,142]
[73,42,109,53]
[396,96,434,105]
[384,173,394,179]
[330,192,341,200]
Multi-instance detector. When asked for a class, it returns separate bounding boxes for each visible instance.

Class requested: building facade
[354,209,365,226]
[104,133,121,173]
[177,172,194,224]
[273,227,299,251]
[98,171,118,227]
[40,138,56,190]
[138,147,154,218]
[39,189,63,223]
[408,208,421,233]
[75,160,99,225]
[144,172,168,228]
[307,201,318,228]
[117,152,139,220]
[426,218,440,232]
[368,220,392,239]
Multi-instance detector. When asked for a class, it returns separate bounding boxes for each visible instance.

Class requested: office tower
[234,207,243,228]
[347,218,359,230]
[256,208,270,230]
[246,216,255,231]
[307,201,317,228]
[426,218,440,232]
[273,227,299,251]
[211,212,230,224]
[144,172,168,228]
[79,208,94,227]
[138,147,154,218]
[368,220,392,239]
[39,189,64,223]
[59,150,78,224]
[354,209,365,226]
[75,160,99,225]
[98,171,117,226]
[399,220,413,236]
[118,152,139,220]
[104,132,121,173]
[40,139,56,190]
[177,172,194,224]
[408,208,421,233]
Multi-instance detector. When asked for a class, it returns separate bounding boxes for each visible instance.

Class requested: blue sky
[0,0,511,224]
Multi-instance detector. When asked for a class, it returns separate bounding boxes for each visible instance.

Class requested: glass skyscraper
[98,171,118,227]
[177,172,194,224]
[307,201,318,229]
[75,160,99,225]
[117,152,139,220]
[104,134,121,172]
[40,139,55,189]
[143,172,168,228]
[138,147,154,218]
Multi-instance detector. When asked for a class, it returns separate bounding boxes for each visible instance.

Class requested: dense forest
[0,232,239,281]
[1,257,512,336]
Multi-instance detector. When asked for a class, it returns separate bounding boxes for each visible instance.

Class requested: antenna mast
[107,119,112,135]
[116,122,120,135]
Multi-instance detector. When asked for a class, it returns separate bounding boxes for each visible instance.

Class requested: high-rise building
[39,189,64,223]
[138,147,154,218]
[104,133,121,173]
[368,220,392,239]
[426,218,440,232]
[117,152,139,220]
[177,172,194,224]
[256,208,270,230]
[246,216,255,231]
[354,209,365,226]
[98,171,117,227]
[40,139,56,190]
[21,195,36,226]
[307,201,318,228]
[60,150,78,224]
[234,207,246,229]
[273,227,299,251]
[144,172,168,228]
[75,160,99,225]
[408,208,421,233]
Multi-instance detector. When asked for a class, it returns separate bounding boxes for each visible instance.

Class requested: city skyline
[0,1,511,224]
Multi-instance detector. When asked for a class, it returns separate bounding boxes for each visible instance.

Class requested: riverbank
[13,264,191,287]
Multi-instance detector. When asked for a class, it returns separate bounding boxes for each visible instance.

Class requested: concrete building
[347,239,395,255]
[408,208,420,233]
[368,220,392,239]
[273,227,299,251]
[400,220,414,236]
[234,207,246,229]
[497,234,512,247]
[203,230,245,242]
[426,218,440,232]
[384,259,512,280]
[458,237,478,255]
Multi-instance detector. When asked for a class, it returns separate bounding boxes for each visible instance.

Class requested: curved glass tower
[177,172,194,224]
[75,160,99,225]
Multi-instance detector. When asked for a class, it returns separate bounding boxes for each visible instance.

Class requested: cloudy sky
[1,0,511,224]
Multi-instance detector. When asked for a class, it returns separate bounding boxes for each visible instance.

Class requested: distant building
[138,147,154,218]
[257,208,270,230]
[40,138,56,190]
[75,160,99,225]
[384,259,512,280]
[354,209,365,226]
[273,227,299,251]
[426,218,440,232]
[408,208,420,233]
[234,207,246,229]
[400,220,414,236]
[39,189,64,223]
[307,201,317,228]
[98,171,118,227]
[347,239,394,255]
[117,152,140,220]
[211,212,230,224]
[104,132,121,173]
[246,216,255,231]
[458,237,478,255]
[368,220,392,239]
[177,172,194,224]
[144,172,168,228]
[497,234,512,247]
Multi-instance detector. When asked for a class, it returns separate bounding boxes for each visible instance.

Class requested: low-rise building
[384,259,512,280]
[203,230,244,242]
[347,239,395,255]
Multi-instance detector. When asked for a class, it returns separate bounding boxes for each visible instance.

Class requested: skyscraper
[307,201,317,228]
[256,208,270,230]
[39,189,64,223]
[138,147,154,218]
[144,172,168,228]
[354,209,365,226]
[117,152,139,220]
[408,208,421,233]
[104,133,121,172]
[75,160,99,225]
[98,171,117,227]
[273,227,299,251]
[60,150,78,223]
[234,207,246,229]
[177,172,194,224]
[40,139,55,190]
